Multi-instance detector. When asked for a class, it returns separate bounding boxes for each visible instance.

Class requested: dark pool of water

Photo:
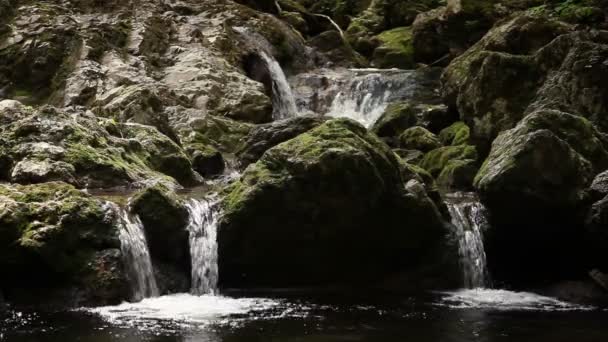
[1,289,607,342]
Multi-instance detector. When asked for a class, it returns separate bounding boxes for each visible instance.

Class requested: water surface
[2,290,606,342]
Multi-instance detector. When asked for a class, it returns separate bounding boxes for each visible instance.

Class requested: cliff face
[1,0,608,307]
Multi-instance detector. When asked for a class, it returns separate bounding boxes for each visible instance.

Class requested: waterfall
[259,51,298,120]
[445,193,490,289]
[186,198,220,295]
[290,68,426,128]
[116,206,159,302]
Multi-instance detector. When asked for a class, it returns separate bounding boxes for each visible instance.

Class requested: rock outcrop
[219,119,453,288]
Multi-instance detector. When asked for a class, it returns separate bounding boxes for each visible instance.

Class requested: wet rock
[0,182,127,306]
[219,118,449,288]
[236,115,327,168]
[439,121,470,146]
[476,109,608,286]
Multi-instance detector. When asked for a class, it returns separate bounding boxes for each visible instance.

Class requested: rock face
[440,15,608,153]
[475,109,608,285]
[0,102,197,188]
[219,119,452,288]
[0,182,128,306]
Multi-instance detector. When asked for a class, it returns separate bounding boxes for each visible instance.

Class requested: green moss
[420,145,478,177]
[372,26,414,68]
[399,126,441,152]
[437,158,478,190]
[439,121,470,146]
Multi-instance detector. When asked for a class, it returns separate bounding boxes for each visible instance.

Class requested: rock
[372,27,414,69]
[371,102,420,139]
[437,158,478,190]
[0,104,196,189]
[475,109,608,206]
[236,115,327,168]
[0,182,127,306]
[420,144,478,178]
[219,118,450,288]
[190,146,226,178]
[308,30,366,67]
[589,170,608,200]
[411,2,495,65]
[441,14,592,153]
[345,0,442,57]
[475,109,608,286]
[130,185,190,277]
[399,126,442,152]
[439,121,470,146]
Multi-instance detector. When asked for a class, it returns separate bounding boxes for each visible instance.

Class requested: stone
[399,126,442,152]
[131,185,190,282]
[236,115,326,168]
[0,182,127,306]
[219,118,450,288]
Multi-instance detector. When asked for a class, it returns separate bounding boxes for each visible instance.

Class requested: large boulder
[475,109,608,285]
[0,182,128,307]
[219,118,452,288]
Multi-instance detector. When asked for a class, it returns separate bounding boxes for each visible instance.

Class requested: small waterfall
[116,207,159,302]
[445,193,490,289]
[291,68,431,128]
[326,72,395,127]
[259,51,298,120]
[186,198,220,295]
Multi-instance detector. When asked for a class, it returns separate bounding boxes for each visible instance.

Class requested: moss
[437,158,478,190]
[439,121,470,146]
[420,145,478,177]
[399,126,441,152]
[372,26,414,68]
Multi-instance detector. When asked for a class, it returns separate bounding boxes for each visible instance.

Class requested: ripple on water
[437,289,595,311]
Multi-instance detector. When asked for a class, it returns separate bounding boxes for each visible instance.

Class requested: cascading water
[259,51,298,120]
[186,198,220,295]
[290,68,440,128]
[445,192,490,289]
[115,206,159,302]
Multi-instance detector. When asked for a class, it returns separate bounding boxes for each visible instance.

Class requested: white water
[186,198,220,295]
[439,289,593,311]
[326,72,394,127]
[291,69,419,128]
[445,193,490,289]
[260,51,298,120]
[88,294,281,329]
[116,207,159,302]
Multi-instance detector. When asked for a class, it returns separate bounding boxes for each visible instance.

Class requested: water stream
[290,68,437,127]
[259,51,298,120]
[115,206,159,302]
[186,197,220,295]
[445,192,491,289]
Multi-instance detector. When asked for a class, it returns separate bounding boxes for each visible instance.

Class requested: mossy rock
[439,121,470,146]
[372,27,414,68]
[437,158,477,189]
[371,101,419,139]
[399,126,442,152]
[219,118,448,288]
[420,144,478,177]
[0,182,127,306]
[131,184,190,275]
